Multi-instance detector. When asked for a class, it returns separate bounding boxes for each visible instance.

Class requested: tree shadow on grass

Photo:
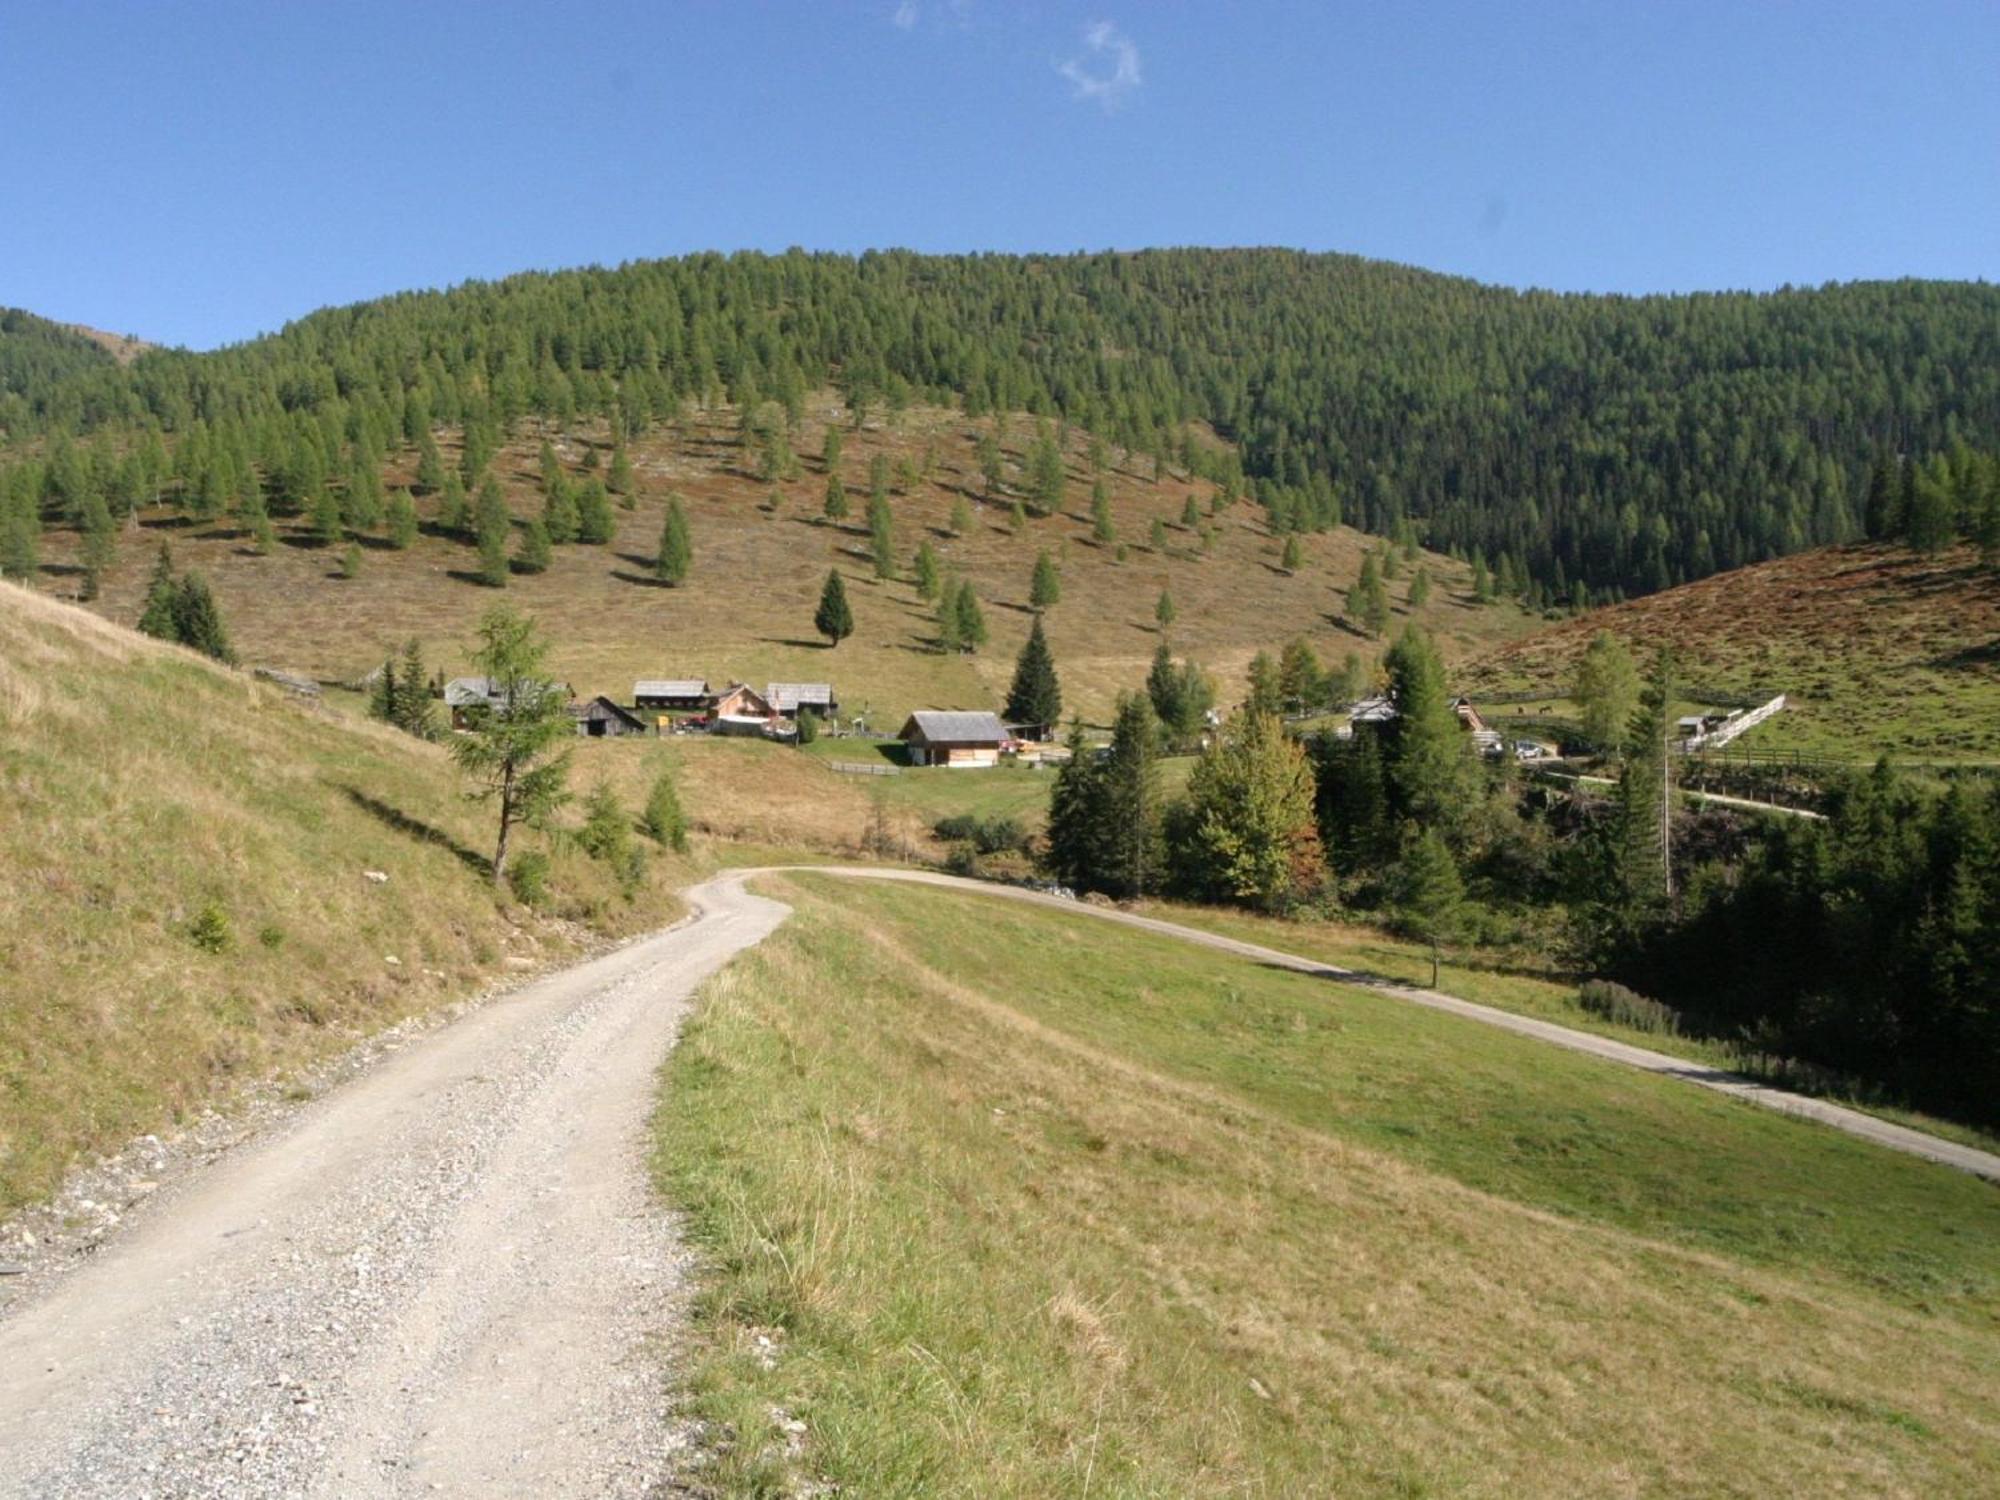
[756,636,836,650]
[338,784,492,881]
[611,570,674,589]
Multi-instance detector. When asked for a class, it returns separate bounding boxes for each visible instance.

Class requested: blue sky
[3,1,1995,350]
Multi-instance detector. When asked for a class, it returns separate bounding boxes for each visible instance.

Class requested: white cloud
[1058,20,1141,111]
[892,0,919,29]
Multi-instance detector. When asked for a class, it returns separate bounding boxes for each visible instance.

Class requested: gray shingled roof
[634,678,709,699]
[903,710,1008,744]
[766,682,834,711]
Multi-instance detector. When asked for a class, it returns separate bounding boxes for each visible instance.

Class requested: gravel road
[0,876,787,1499]
[4,862,1991,1499]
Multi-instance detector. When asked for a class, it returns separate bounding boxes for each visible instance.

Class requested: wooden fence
[827,761,901,777]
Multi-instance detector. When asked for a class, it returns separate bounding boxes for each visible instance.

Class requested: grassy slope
[41,403,1534,730]
[1465,541,2000,762]
[656,875,2000,1498]
[0,582,685,1210]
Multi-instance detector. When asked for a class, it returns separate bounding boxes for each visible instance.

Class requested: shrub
[1577,979,1680,1036]
[932,813,1030,856]
[507,849,551,908]
[188,902,232,954]
[257,924,286,950]
[796,708,821,745]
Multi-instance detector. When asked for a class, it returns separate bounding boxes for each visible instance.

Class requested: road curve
[2,863,1992,1497]
[0,875,789,1500]
[771,866,2000,1183]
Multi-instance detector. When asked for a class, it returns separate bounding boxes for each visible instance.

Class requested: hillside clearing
[654,874,2000,1497]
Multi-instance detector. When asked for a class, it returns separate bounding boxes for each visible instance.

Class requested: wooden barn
[634,678,711,712]
[766,682,838,719]
[900,710,1009,768]
[444,675,572,732]
[571,696,649,737]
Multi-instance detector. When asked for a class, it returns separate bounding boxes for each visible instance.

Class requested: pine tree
[1393,825,1466,985]
[913,540,941,600]
[438,470,469,536]
[607,441,635,496]
[344,456,384,531]
[543,475,579,543]
[1028,430,1065,516]
[1278,638,1324,713]
[823,471,849,523]
[1146,638,1183,732]
[1280,534,1303,572]
[1097,693,1164,896]
[1382,626,1471,842]
[514,517,552,574]
[1177,708,1326,909]
[953,579,987,653]
[1004,615,1063,728]
[392,638,437,739]
[386,488,418,549]
[1407,566,1431,608]
[137,542,177,638]
[1155,588,1176,632]
[1029,549,1061,610]
[867,490,895,578]
[815,569,854,646]
[1573,630,1641,753]
[575,478,615,544]
[169,573,235,663]
[1613,649,1676,921]
[948,495,971,536]
[451,607,573,885]
[311,482,344,548]
[821,424,844,474]
[77,489,116,601]
[415,431,445,493]
[643,766,689,851]
[475,475,512,586]
[656,493,692,584]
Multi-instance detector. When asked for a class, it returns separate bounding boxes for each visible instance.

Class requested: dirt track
[2,863,1992,1498]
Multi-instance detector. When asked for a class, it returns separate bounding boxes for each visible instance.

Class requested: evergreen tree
[952,579,987,653]
[340,542,363,579]
[1007,499,1026,533]
[137,542,177,638]
[1097,693,1165,897]
[475,474,512,586]
[643,765,689,851]
[168,573,235,663]
[1028,429,1066,516]
[1407,566,1431,608]
[1176,708,1326,909]
[392,638,437,739]
[1346,554,1389,636]
[977,431,1005,497]
[415,431,445,493]
[607,441,635,496]
[821,424,844,474]
[1245,650,1283,716]
[1908,455,1958,554]
[1573,630,1642,753]
[1090,478,1115,543]
[1151,516,1168,552]
[1181,494,1200,529]
[310,482,344,547]
[77,489,116,601]
[656,493,692,584]
[868,452,891,510]
[543,475,579,543]
[1004,615,1063,728]
[575,478,615,543]
[814,568,854,646]
[438,470,469,536]
[1382,626,1471,842]
[345,456,384,531]
[514,516,552,574]
[0,481,40,583]
[1280,534,1303,572]
[1146,639,1184,733]
[913,539,941,600]
[1278,638,1324,713]
[450,607,573,885]
[1392,824,1466,985]
[823,471,849,523]
[1612,649,1677,921]
[1155,588,1176,632]
[867,490,895,578]
[386,488,418,549]
[1044,720,1103,890]
[1029,549,1061,610]
[948,495,972,536]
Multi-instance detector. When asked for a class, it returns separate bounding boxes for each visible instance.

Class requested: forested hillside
[5,249,1999,599]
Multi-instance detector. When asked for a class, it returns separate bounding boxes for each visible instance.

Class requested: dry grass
[39,400,1534,729]
[654,875,2000,1496]
[0,582,687,1210]
[1466,541,2000,762]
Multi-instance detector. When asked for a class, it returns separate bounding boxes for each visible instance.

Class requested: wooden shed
[766,682,838,719]
[572,695,649,738]
[634,678,711,712]
[900,710,1009,768]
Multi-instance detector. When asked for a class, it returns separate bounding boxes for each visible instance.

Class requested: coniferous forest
[4,249,1999,601]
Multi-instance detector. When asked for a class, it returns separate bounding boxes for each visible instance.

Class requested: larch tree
[450,607,573,886]
[656,493,693,584]
[474,474,512,586]
[1177,707,1327,910]
[1573,630,1641,753]
[1029,549,1061,611]
[913,539,941,600]
[1393,824,1467,986]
